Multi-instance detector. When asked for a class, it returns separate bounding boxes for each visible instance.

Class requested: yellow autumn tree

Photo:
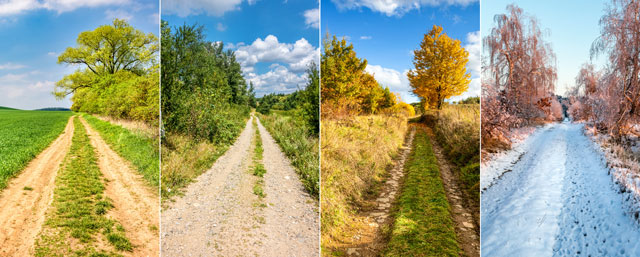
[408,25,471,110]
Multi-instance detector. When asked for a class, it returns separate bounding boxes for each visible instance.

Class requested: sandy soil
[80,117,159,257]
[255,117,319,256]
[429,132,480,257]
[0,116,74,256]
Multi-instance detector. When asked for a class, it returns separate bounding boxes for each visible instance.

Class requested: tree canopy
[53,19,159,123]
[408,25,471,110]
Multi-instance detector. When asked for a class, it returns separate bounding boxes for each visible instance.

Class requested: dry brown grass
[95,114,158,139]
[161,132,222,200]
[321,114,408,254]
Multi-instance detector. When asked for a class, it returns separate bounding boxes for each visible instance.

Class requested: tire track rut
[0,116,74,256]
[80,117,159,256]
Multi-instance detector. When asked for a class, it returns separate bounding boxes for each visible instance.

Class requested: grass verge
[385,127,460,256]
[35,117,132,256]
[0,109,73,190]
[82,114,159,188]
[258,110,319,197]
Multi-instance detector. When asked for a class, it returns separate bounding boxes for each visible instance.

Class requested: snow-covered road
[481,122,640,256]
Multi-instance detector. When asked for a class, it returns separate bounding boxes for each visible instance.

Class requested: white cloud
[448,77,479,102]
[105,8,132,21]
[216,22,227,31]
[47,52,58,56]
[0,62,25,70]
[0,0,130,16]
[149,12,159,25]
[234,35,318,73]
[365,64,417,102]
[331,0,477,17]
[360,36,372,40]
[162,0,246,17]
[464,30,480,77]
[245,64,308,96]
[303,8,319,29]
[0,72,71,109]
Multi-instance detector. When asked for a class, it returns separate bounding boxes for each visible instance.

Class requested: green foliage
[259,111,319,198]
[321,35,406,116]
[35,118,131,256]
[0,110,72,190]
[161,21,251,143]
[457,96,480,105]
[385,129,460,257]
[83,115,159,188]
[55,19,159,124]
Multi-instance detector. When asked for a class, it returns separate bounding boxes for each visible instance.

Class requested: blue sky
[0,0,159,110]
[162,0,319,97]
[482,0,608,96]
[322,0,480,103]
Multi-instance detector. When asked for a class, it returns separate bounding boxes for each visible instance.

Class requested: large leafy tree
[54,19,159,122]
[408,25,471,110]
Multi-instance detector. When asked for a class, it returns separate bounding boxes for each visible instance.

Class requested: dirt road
[80,117,160,256]
[482,122,640,256]
[162,116,319,256]
[0,116,74,256]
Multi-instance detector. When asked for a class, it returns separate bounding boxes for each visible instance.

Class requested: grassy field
[35,118,131,256]
[0,109,73,190]
[430,104,480,203]
[321,114,407,251]
[258,110,319,197]
[385,127,460,256]
[83,114,159,188]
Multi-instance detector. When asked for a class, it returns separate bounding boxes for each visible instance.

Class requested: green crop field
[0,109,73,190]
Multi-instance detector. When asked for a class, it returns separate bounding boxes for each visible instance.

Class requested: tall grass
[258,110,319,197]
[0,110,72,190]
[385,127,460,256]
[83,114,159,188]
[430,104,480,203]
[321,114,407,250]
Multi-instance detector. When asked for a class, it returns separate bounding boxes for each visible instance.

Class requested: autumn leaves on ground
[320,26,480,256]
[0,20,159,256]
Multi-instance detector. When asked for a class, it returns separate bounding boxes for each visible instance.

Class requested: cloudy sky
[482,0,607,96]
[323,0,480,103]
[162,0,319,97]
[0,0,158,110]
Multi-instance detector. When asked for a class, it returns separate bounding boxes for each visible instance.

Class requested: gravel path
[255,117,319,257]
[162,116,318,256]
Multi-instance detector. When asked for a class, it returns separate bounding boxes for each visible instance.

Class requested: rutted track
[80,117,160,256]
[0,116,74,256]
[162,116,319,256]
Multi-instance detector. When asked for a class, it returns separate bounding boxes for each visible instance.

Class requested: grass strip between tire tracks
[35,117,132,256]
[385,127,460,256]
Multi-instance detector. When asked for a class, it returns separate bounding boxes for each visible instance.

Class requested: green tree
[54,19,159,123]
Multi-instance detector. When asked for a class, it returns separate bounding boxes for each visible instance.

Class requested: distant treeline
[36,107,72,111]
[54,19,159,124]
[161,21,255,144]
[257,63,319,135]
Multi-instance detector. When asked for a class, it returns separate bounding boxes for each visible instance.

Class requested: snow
[481,122,640,257]
[480,124,552,190]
